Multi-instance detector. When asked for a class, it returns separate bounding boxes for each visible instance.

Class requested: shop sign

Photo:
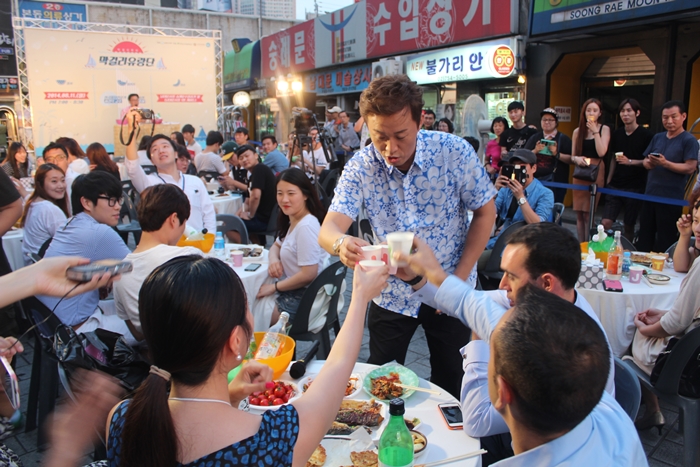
[262,21,315,78]
[223,41,260,93]
[19,1,87,22]
[0,77,19,91]
[250,89,268,100]
[305,63,373,95]
[315,3,367,69]
[366,0,515,59]
[0,6,15,77]
[554,106,572,122]
[406,39,516,85]
[530,0,698,36]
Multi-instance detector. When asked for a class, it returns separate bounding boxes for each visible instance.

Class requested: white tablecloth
[577,269,686,356]
[2,229,24,271]
[279,361,482,467]
[210,193,243,216]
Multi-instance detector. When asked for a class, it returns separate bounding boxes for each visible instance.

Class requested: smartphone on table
[438,402,464,430]
[603,280,623,292]
[244,263,262,272]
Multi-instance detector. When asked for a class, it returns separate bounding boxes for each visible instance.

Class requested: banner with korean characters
[305,63,372,95]
[19,1,87,22]
[365,0,515,59]
[406,39,517,85]
[261,21,315,79]
[22,28,217,153]
[314,3,367,69]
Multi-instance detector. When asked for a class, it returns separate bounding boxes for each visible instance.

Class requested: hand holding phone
[66,260,133,282]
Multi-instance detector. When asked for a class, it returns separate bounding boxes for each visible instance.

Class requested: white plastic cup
[615,152,624,160]
[629,265,644,284]
[358,260,385,271]
[380,245,389,265]
[386,232,414,268]
[361,245,383,262]
[231,250,244,267]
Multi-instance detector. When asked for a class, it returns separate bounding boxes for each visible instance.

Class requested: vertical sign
[261,21,315,78]
[314,3,367,69]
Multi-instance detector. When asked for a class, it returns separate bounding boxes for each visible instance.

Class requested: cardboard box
[577,263,605,290]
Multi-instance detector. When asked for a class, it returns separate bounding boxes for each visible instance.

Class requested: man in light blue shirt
[261,134,289,175]
[39,171,135,345]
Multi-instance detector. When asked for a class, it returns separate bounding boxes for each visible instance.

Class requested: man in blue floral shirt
[319,75,496,398]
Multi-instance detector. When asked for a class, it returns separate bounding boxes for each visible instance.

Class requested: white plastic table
[210,193,243,216]
[577,268,685,356]
[279,360,483,467]
[208,245,269,319]
[2,228,24,271]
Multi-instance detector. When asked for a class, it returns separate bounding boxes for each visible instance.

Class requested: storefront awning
[223,41,261,93]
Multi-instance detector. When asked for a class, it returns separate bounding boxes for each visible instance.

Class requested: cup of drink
[358,260,385,271]
[629,265,644,284]
[386,232,414,268]
[615,152,624,160]
[651,255,666,272]
[231,250,244,267]
[380,245,389,264]
[587,115,596,122]
[361,245,383,262]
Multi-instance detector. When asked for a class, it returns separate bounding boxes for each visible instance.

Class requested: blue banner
[19,1,87,22]
[530,0,698,36]
[305,63,372,96]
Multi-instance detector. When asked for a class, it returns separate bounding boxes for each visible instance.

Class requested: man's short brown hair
[359,75,423,125]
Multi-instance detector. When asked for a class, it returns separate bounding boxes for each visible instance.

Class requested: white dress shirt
[125,158,216,232]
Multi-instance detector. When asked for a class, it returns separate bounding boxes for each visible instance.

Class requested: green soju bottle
[378,398,414,467]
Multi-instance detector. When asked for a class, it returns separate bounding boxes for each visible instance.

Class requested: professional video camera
[288,107,335,188]
[291,107,315,136]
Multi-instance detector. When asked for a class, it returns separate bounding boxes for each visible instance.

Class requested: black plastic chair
[320,168,340,200]
[626,327,700,467]
[216,214,249,244]
[614,357,642,421]
[198,171,220,183]
[250,204,279,247]
[120,180,140,207]
[141,164,157,175]
[552,202,565,226]
[116,192,142,245]
[666,237,695,257]
[21,296,65,448]
[358,219,374,245]
[619,235,636,252]
[288,261,347,359]
[478,221,526,288]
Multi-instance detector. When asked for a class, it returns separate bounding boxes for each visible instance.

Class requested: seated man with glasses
[38,171,137,345]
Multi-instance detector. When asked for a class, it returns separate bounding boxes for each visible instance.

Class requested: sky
[296,0,354,20]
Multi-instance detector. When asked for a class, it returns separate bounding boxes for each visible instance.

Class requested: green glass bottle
[378,398,414,467]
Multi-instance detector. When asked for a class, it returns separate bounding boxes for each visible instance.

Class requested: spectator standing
[499,101,537,154]
[55,137,90,179]
[114,184,201,342]
[233,126,250,147]
[601,99,654,241]
[181,124,202,157]
[235,144,277,243]
[354,116,371,150]
[260,135,290,174]
[335,111,360,159]
[195,131,228,176]
[637,100,699,252]
[318,75,496,399]
[571,98,611,241]
[323,106,342,142]
[422,109,436,130]
[524,108,573,203]
[86,143,120,180]
[1,142,30,180]
[38,171,136,345]
[20,164,69,265]
[485,117,509,179]
[256,169,329,324]
[301,127,330,177]
[125,110,216,233]
[436,118,454,133]
[119,93,140,120]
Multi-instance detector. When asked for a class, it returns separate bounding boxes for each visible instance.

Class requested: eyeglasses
[541,119,556,123]
[97,196,125,207]
[44,155,67,164]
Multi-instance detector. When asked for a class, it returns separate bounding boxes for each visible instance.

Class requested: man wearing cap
[478,149,554,269]
[500,101,537,154]
[195,130,228,176]
[324,106,343,142]
[525,108,573,203]
[182,124,202,157]
[219,141,249,193]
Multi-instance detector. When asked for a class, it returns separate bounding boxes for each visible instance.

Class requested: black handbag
[572,162,600,182]
[54,326,150,392]
[650,336,700,398]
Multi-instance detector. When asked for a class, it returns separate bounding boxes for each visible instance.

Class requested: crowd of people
[1,73,700,466]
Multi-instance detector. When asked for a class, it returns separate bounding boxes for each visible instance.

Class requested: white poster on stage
[23,28,217,153]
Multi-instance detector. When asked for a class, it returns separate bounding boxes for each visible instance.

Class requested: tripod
[288,132,335,189]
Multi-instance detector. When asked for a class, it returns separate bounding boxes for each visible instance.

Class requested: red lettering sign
[262,21,315,78]
[44,92,88,99]
[156,94,203,103]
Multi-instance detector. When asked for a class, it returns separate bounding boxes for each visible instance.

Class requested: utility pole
[258,0,263,39]
[314,0,318,17]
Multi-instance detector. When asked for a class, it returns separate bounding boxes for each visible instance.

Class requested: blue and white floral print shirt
[330,130,496,317]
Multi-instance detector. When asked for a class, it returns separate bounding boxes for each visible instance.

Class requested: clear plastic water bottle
[622,251,631,279]
[214,231,225,258]
[378,398,414,467]
[255,312,290,359]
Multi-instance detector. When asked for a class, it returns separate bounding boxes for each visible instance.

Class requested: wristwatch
[332,234,349,255]
[517,197,527,206]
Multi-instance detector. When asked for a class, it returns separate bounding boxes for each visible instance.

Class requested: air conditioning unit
[371,58,404,81]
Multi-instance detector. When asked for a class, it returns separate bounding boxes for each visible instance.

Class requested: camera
[136,108,154,120]
[291,107,315,136]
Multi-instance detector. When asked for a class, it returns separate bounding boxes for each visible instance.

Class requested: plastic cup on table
[629,266,644,284]
[361,245,383,262]
[651,255,666,272]
[231,250,244,267]
[387,232,414,268]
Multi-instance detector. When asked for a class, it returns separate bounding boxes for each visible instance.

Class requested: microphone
[289,341,321,379]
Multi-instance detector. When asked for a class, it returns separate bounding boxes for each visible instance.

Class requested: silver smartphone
[66,261,133,282]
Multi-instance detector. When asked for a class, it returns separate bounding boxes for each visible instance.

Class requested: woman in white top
[630,199,700,432]
[257,169,328,324]
[20,164,69,264]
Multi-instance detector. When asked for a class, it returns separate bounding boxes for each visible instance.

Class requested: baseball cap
[507,101,525,112]
[221,141,238,161]
[541,108,558,121]
[327,106,342,114]
[502,149,537,165]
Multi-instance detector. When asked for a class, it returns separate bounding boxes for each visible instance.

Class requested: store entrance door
[583,78,654,130]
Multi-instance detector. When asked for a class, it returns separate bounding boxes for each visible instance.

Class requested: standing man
[500,101,537,154]
[181,124,202,157]
[524,108,573,203]
[422,109,436,130]
[235,144,277,244]
[194,130,227,176]
[637,100,699,252]
[260,135,290,174]
[234,127,250,147]
[601,99,654,241]
[120,93,140,120]
[335,111,360,161]
[318,75,497,399]
[323,106,342,143]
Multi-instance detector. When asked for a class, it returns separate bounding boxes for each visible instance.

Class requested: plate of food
[247,380,300,411]
[307,440,378,467]
[327,399,387,440]
[630,251,653,266]
[363,365,420,401]
[411,430,428,457]
[647,274,671,285]
[300,373,362,399]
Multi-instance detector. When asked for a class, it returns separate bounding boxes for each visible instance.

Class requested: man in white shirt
[125,110,216,233]
[395,223,616,463]
[114,184,201,342]
[182,124,202,157]
[195,130,228,176]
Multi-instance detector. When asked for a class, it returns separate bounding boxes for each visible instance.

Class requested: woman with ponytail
[106,255,388,467]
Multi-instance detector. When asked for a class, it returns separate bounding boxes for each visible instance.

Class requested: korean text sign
[261,21,315,79]
[19,1,87,22]
[305,64,372,95]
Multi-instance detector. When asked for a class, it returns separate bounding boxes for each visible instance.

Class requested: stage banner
[23,28,217,153]
[314,3,367,69]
